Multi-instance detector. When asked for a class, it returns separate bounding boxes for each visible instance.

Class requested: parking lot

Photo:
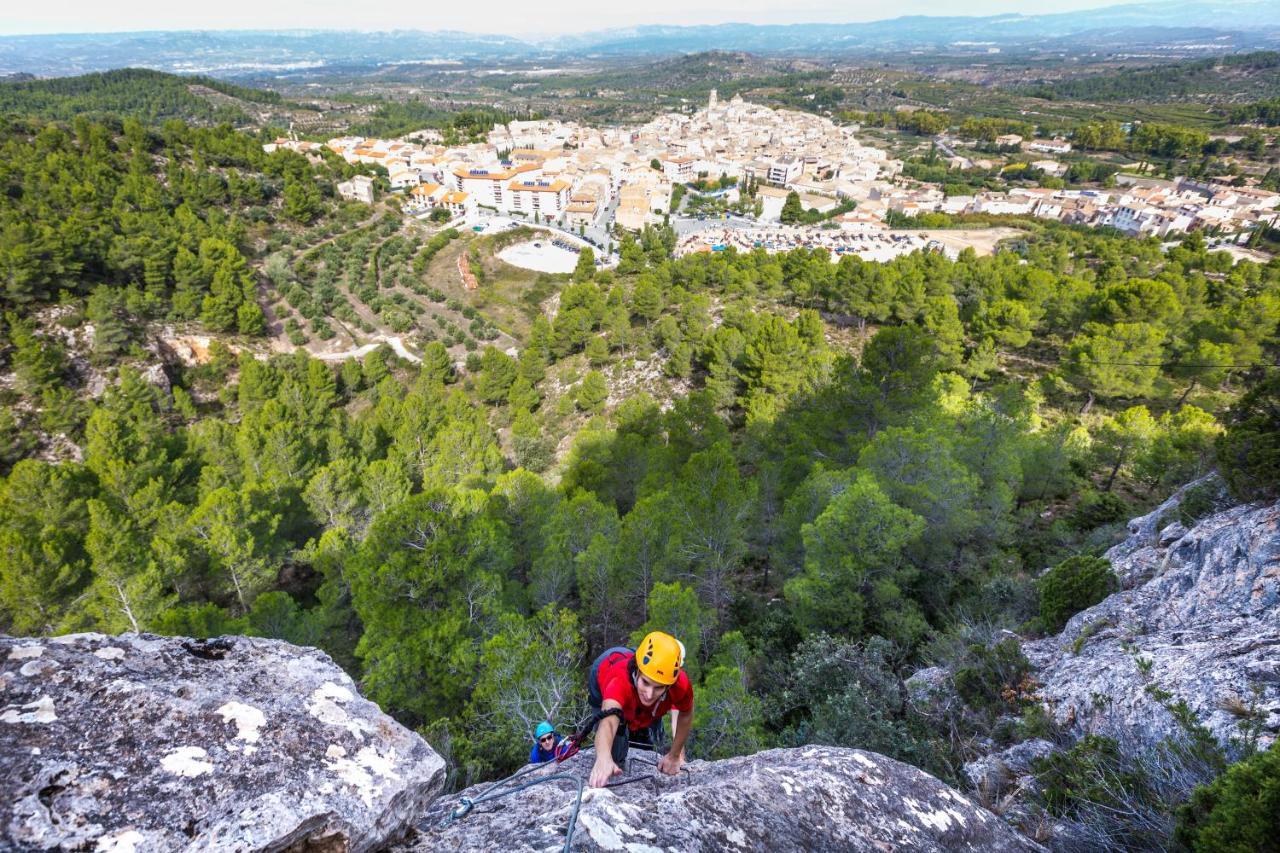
[497,238,585,273]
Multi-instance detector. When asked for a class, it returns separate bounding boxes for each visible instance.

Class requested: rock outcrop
[1023,485,1280,750]
[396,745,1045,852]
[0,633,444,852]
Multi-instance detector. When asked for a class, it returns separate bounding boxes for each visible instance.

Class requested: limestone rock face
[0,633,444,852]
[396,745,1045,852]
[1023,488,1280,750]
[964,738,1058,794]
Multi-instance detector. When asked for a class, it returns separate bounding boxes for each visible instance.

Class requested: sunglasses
[539,734,555,743]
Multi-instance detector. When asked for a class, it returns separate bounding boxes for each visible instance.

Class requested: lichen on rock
[395,745,1045,852]
[0,632,444,852]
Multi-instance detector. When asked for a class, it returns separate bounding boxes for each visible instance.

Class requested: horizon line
[0,1,1156,41]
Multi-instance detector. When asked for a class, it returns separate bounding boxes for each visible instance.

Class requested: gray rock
[905,665,950,705]
[396,745,1045,852]
[139,363,172,396]
[1024,493,1280,750]
[1157,521,1188,548]
[1104,475,1227,588]
[0,633,444,852]
[964,739,1058,795]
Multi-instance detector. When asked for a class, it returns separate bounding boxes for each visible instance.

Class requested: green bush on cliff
[1216,373,1280,503]
[1038,555,1117,633]
[1176,741,1280,853]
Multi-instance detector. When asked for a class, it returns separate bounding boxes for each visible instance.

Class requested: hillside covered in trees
[1,114,1278,846]
[1016,51,1280,104]
[0,68,284,125]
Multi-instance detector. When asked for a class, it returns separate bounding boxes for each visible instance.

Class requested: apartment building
[661,156,695,182]
[451,163,539,210]
[766,155,803,186]
[506,178,572,221]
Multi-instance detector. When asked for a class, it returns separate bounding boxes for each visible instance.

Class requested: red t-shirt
[596,649,694,731]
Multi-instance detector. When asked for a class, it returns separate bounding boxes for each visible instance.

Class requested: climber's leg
[611,720,630,767]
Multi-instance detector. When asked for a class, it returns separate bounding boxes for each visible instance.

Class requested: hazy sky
[3,0,1124,37]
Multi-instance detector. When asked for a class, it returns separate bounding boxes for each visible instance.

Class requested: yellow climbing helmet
[635,631,685,686]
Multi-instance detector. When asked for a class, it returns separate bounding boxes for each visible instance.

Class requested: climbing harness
[554,706,624,763]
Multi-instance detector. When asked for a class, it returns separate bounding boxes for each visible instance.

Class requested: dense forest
[1,110,1279,847]
[0,114,381,326]
[1015,51,1280,104]
[0,68,283,125]
[349,103,530,143]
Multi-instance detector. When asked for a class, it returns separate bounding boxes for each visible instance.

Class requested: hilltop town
[266,89,1280,265]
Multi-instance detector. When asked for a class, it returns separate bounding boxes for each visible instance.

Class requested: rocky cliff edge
[396,745,1045,852]
[1023,482,1280,750]
[0,630,1045,852]
[0,633,445,852]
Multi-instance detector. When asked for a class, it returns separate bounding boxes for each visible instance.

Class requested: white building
[507,178,572,221]
[1032,160,1069,177]
[439,190,476,218]
[756,186,791,223]
[766,155,803,187]
[1027,139,1072,155]
[973,194,1034,216]
[661,156,695,182]
[1112,205,1164,236]
[337,175,375,205]
[452,164,539,210]
[388,166,421,190]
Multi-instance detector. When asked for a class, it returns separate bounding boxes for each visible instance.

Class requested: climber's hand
[590,756,622,788]
[657,751,684,776]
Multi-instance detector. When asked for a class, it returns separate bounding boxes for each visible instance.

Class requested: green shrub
[1039,555,1117,632]
[782,635,959,783]
[151,603,246,638]
[1176,741,1280,853]
[1176,480,1222,528]
[952,637,1034,718]
[1216,373,1280,502]
[1037,735,1132,815]
[1069,490,1129,531]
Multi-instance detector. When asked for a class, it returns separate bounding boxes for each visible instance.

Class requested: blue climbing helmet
[535,721,555,739]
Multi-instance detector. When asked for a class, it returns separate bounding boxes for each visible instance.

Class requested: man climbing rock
[587,631,694,788]
[528,721,561,765]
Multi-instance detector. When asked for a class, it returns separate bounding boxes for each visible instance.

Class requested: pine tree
[575,370,609,413]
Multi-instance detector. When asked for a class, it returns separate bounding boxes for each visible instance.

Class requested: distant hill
[512,51,820,96]
[556,0,1280,55]
[3,1,1280,78]
[1013,50,1280,103]
[0,30,534,78]
[0,67,283,124]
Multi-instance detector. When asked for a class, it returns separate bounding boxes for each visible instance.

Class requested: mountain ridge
[4,0,1280,76]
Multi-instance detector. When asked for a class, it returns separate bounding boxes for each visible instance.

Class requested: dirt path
[312,335,422,363]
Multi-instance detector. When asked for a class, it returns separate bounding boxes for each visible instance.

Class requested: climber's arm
[589,701,624,788]
[659,700,692,775]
